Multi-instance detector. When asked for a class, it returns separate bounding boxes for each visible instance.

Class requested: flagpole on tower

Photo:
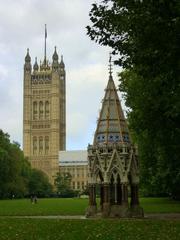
[44,24,47,64]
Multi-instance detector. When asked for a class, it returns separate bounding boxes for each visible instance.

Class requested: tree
[28,169,53,197]
[0,129,53,198]
[54,172,75,197]
[0,130,29,198]
[87,1,180,199]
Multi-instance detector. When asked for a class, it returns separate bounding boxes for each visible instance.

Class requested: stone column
[130,183,144,217]
[86,183,97,217]
[89,184,96,206]
[100,184,104,210]
[130,184,139,207]
[121,183,128,205]
[102,183,110,216]
[103,183,110,203]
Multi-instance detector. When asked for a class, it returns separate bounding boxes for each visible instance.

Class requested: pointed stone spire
[52,46,59,71]
[93,56,130,145]
[25,48,31,63]
[33,57,39,71]
[60,55,65,68]
[52,46,59,62]
[24,48,31,72]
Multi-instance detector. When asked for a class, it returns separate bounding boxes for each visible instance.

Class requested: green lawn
[0,198,179,240]
[140,197,180,213]
[0,218,179,240]
[0,198,179,216]
[0,198,88,216]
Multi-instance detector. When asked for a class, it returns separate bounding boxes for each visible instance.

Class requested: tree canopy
[54,172,77,197]
[28,168,53,197]
[87,0,180,199]
[0,130,53,198]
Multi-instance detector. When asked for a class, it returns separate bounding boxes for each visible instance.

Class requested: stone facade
[86,57,143,218]
[23,48,66,184]
[59,150,88,191]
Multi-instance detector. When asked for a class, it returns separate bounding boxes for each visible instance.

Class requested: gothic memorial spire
[87,55,143,218]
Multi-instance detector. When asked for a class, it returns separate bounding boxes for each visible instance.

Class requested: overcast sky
[0,0,123,150]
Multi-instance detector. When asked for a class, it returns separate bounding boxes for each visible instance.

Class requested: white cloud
[0,0,124,150]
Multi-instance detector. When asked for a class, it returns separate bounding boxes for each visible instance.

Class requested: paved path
[5,215,87,219]
[144,213,180,220]
[1,213,180,220]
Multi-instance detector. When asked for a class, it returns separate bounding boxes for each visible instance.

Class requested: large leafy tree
[54,172,75,197]
[0,130,30,198]
[87,0,180,198]
[0,130,53,198]
[28,169,53,197]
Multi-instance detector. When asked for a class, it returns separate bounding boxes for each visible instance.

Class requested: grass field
[0,198,179,240]
[0,197,179,216]
[0,218,179,240]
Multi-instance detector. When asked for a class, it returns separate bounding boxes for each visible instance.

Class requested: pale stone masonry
[23,48,66,183]
[59,150,88,191]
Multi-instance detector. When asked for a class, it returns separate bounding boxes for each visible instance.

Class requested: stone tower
[23,30,66,183]
[86,56,143,218]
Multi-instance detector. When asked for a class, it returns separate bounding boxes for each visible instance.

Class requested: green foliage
[0,218,180,240]
[0,130,29,198]
[0,129,52,199]
[54,172,76,197]
[28,169,53,197]
[87,1,180,199]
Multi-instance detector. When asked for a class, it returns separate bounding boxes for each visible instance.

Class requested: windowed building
[23,44,66,183]
[59,150,88,191]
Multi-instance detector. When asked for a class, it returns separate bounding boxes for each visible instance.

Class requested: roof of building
[93,72,131,146]
[59,150,88,166]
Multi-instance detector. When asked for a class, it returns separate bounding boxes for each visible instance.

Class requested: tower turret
[24,48,32,71]
[59,55,65,76]
[25,48,31,62]
[52,46,59,70]
[33,57,39,72]
[52,46,59,62]
[60,55,65,68]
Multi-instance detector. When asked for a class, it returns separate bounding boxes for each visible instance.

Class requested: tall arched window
[33,101,37,120]
[33,136,37,155]
[39,101,43,119]
[45,136,49,154]
[45,101,50,119]
[39,136,43,154]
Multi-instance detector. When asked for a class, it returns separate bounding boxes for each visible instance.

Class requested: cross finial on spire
[109,52,113,77]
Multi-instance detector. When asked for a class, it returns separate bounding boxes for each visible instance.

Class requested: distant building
[23,28,66,183]
[59,150,88,191]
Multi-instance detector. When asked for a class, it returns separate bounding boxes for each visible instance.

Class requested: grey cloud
[0,0,123,150]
